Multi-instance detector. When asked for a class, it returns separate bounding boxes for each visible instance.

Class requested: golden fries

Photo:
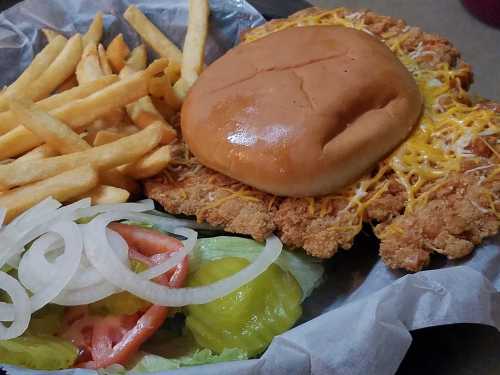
[177,0,209,90]
[0,36,67,111]
[0,75,117,136]
[9,99,90,154]
[107,34,130,73]
[165,61,181,84]
[99,168,140,195]
[124,5,182,65]
[98,44,113,75]
[126,97,177,144]
[82,11,104,47]
[0,123,162,190]
[77,185,130,205]
[149,75,182,111]
[126,44,148,71]
[119,145,172,179]
[42,28,64,43]
[16,144,58,163]
[0,69,149,159]
[93,130,125,146]
[0,166,98,223]
[27,34,83,103]
[54,74,79,93]
[0,3,212,214]
[76,43,103,83]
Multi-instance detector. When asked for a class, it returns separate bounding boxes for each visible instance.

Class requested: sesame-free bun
[181,25,422,197]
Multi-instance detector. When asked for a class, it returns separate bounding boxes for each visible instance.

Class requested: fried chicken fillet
[146,8,500,272]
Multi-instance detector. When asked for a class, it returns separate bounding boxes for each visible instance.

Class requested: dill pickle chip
[186,257,302,357]
[0,335,78,370]
[89,291,151,316]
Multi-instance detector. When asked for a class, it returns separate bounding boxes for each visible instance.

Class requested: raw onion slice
[65,228,129,290]
[75,199,154,220]
[138,228,197,280]
[18,233,62,293]
[127,212,219,232]
[19,221,83,313]
[0,272,30,340]
[0,302,14,322]
[54,281,118,306]
[84,213,282,306]
[0,199,88,269]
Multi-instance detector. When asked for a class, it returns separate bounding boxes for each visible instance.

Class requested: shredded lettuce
[131,348,247,373]
[189,237,324,300]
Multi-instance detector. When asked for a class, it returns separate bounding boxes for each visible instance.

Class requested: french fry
[126,44,147,71]
[16,144,58,163]
[99,168,140,195]
[9,98,90,154]
[0,70,148,159]
[119,54,176,144]
[119,144,172,179]
[10,99,137,194]
[0,166,98,223]
[42,28,64,43]
[93,130,125,146]
[98,44,113,75]
[54,74,78,94]
[165,61,181,84]
[77,42,125,127]
[178,0,209,89]
[82,11,104,47]
[151,96,176,121]
[126,97,176,144]
[172,78,191,101]
[76,43,103,84]
[124,5,182,65]
[0,35,67,111]
[149,75,182,111]
[107,34,130,73]
[0,123,162,190]
[25,34,83,103]
[0,75,118,136]
[76,185,130,205]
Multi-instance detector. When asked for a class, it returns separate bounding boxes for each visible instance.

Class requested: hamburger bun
[181,25,423,197]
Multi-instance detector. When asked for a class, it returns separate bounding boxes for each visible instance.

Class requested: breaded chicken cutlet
[146,8,500,272]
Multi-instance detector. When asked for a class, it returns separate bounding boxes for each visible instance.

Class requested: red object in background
[463,0,500,27]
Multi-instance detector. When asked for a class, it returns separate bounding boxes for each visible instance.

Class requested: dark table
[0,0,499,374]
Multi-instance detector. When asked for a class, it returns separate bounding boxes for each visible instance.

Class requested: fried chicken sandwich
[146,8,500,272]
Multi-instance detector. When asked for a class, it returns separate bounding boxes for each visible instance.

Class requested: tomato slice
[63,224,189,369]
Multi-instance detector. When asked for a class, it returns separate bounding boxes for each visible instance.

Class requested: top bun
[181,25,423,197]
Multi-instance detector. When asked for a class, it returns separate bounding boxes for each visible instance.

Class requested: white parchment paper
[1,1,499,374]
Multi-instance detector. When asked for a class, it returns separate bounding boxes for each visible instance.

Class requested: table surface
[0,1,499,374]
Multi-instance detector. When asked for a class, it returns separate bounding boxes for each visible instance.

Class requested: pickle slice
[186,257,302,356]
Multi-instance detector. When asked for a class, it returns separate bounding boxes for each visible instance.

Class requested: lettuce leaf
[189,237,324,300]
[131,348,247,373]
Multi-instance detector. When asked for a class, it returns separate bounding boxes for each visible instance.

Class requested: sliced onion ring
[19,221,83,313]
[84,213,282,307]
[0,272,30,340]
[75,199,154,220]
[54,281,119,306]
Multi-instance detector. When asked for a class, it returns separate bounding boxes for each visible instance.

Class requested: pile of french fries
[0,1,209,223]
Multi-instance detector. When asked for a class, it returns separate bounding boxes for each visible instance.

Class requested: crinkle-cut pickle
[0,335,78,370]
[186,257,302,357]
